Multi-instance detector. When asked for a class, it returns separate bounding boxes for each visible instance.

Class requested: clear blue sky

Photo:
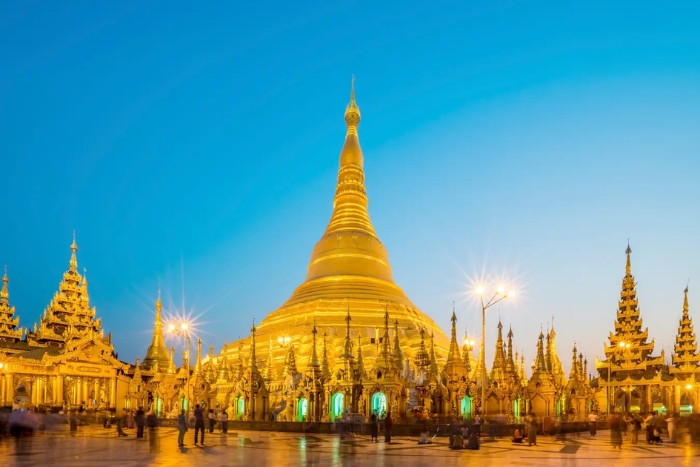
[1,1,699,372]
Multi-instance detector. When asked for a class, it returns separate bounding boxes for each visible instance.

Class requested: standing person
[369,414,378,443]
[588,411,597,436]
[527,413,538,446]
[127,410,135,429]
[208,409,216,433]
[474,413,482,435]
[69,411,78,432]
[135,408,145,438]
[610,413,623,449]
[630,413,642,444]
[177,410,188,447]
[645,412,656,444]
[193,404,205,446]
[666,413,677,443]
[384,412,393,443]
[220,411,228,434]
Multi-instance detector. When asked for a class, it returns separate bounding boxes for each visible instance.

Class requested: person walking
[630,414,642,444]
[220,411,228,434]
[588,411,597,436]
[384,412,393,443]
[369,414,378,442]
[610,413,623,449]
[208,409,216,433]
[666,413,677,443]
[645,411,657,444]
[527,413,538,446]
[194,404,205,446]
[135,408,145,438]
[177,410,188,447]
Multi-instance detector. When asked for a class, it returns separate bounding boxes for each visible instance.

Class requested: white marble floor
[1,426,698,467]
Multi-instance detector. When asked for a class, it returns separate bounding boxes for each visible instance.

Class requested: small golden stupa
[224,79,450,371]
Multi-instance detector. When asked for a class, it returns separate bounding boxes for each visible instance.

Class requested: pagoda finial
[309,321,320,368]
[625,241,632,275]
[69,231,78,272]
[249,320,257,369]
[343,303,353,359]
[0,266,8,304]
[344,76,361,136]
[684,285,690,316]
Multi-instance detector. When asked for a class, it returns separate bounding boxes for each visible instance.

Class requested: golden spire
[309,322,320,368]
[393,318,403,370]
[356,333,365,377]
[625,241,632,276]
[321,333,331,379]
[1,266,8,305]
[380,305,391,362]
[70,231,78,272]
[343,306,354,359]
[142,287,170,371]
[447,305,461,363]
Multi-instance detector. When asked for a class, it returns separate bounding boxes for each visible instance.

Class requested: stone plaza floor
[1,426,699,467]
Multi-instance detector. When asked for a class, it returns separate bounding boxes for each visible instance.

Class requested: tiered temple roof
[0,267,22,343]
[489,320,508,385]
[596,244,664,377]
[27,234,105,347]
[671,287,699,375]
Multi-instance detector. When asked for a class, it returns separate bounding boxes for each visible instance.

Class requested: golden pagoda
[670,287,700,375]
[226,79,449,370]
[27,233,104,347]
[141,289,171,371]
[0,267,22,343]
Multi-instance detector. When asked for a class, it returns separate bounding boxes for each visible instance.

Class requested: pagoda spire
[168,346,176,374]
[309,322,320,369]
[69,231,78,272]
[356,334,365,378]
[548,320,565,385]
[380,306,392,364]
[194,338,202,374]
[490,320,508,383]
[462,330,473,376]
[604,243,662,379]
[321,333,331,380]
[263,337,275,381]
[142,287,170,370]
[520,352,527,383]
[415,327,430,369]
[249,321,258,371]
[393,318,404,369]
[569,343,579,380]
[583,355,588,381]
[506,326,515,374]
[342,306,354,360]
[429,330,439,377]
[534,332,547,372]
[671,286,700,373]
[0,266,21,342]
[447,305,461,363]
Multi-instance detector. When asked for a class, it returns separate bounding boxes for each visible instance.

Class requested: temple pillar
[645,386,652,413]
[56,377,64,406]
[110,378,117,407]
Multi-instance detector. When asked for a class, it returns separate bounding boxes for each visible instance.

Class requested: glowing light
[475,286,485,296]
[168,324,175,332]
[0,363,4,369]
[619,342,625,347]
[687,384,693,390]
[497,285,505,294]
[181,323,189,331]
[508,290,515,298]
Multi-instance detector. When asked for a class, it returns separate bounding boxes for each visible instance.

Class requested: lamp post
[476,285,512,416]
[168,322,191,413]
[608,341,630,414]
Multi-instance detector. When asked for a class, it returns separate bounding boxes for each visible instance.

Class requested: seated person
[651,428,663,444]
[461,425,469,438]
[449,431,464,450]
[465,432,480,450]
[512,428,524,443]
[418,427,432,444]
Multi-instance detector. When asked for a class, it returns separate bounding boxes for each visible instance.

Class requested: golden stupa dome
[227,79,450,370]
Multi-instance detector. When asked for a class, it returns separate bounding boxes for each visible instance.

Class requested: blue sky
[1,1,699,371]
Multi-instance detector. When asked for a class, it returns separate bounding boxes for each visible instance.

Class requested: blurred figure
[512,427,524,443]
[177,410,188,447]
[384,412,393,443]
[666,413,677,443]
[369,414,378,442]
[417,426,432,444]
[220,410,228,434]
[69,411,78,432]
[588,411,597,436]
[146,410,158,431]
[610,413,622,449]
[449,429,464,449]
[135,407,145,438]
[208,409,215,433]
[527,413,538,446]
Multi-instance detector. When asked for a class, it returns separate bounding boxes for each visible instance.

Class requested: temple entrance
[513,399,520,420]
[680,392,694,416]
[460,396,472,418]
[331,393,344,421]
[297,398,308,421]
[371,392,387,418]
[237,398,245,419]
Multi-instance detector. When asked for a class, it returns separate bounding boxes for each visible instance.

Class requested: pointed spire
[309,322,320,368]
[0,266,21,343]
[535,332,547,372]
[249,320,258,371]
[143,287,170,370]
[356,333,365,378]
[462,331,473,376]
[490,320,508,383]
[194,338,202,374]
[381,305,391,363]
[168,346,176,374]
[321,333,331,380]
[284,343,297,376]
[447,305,461,363]
[506,326,515,374]
[343,305,354,360]
[393,318,404,370]
[569,343,579,380]
[672,286,700,372]
[344,75,361,136]
[69,231,78,272]
[583,355,589,381]
[263,337,274,381]
[0,266,9,306]
[625,240,632,275]
[415,327,430,368]
[429,330,439,378]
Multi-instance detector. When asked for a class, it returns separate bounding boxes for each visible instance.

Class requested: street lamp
[168,322,191,413]
[608,341,631,414]
[475,285,513,416]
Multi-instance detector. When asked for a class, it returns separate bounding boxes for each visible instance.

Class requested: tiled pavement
[1,426,698,466]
